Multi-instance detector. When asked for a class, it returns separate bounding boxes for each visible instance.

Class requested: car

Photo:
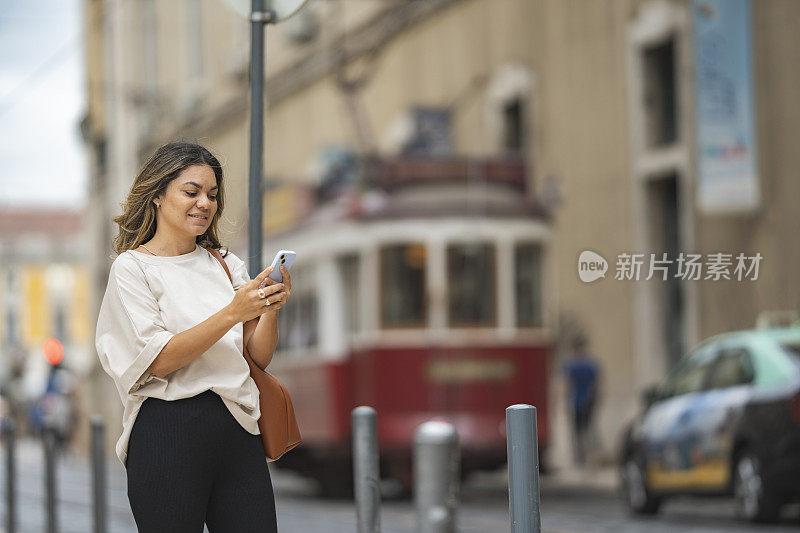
[620,327,800,523]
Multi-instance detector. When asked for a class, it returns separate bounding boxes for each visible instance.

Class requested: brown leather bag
[207,246,302,461]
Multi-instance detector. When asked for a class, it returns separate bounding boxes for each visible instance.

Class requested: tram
[266,155,553,493]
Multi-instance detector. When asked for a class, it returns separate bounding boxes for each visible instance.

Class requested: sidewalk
[0,436,138,533]
[539,465,620,499]
[0,435,620,532]
[468,462,621,500]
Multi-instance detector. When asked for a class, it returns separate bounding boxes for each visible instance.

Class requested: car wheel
[622,457,661,515]
[733,451,780,523]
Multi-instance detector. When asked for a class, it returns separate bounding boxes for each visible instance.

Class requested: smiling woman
[98,141,284,532]
[112,142,226,256]
[140,164,220,254]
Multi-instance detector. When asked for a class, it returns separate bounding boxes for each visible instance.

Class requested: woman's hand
[225,267,285,323]
[259,266,292,313]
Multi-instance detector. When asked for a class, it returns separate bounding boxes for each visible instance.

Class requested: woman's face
[155,164,218,239]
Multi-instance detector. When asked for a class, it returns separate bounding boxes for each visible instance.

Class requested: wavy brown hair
[112,142,228,256]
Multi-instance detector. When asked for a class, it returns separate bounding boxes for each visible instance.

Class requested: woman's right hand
[225,267,285,323]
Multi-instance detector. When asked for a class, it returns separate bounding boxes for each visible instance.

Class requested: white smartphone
[261,250,296,286]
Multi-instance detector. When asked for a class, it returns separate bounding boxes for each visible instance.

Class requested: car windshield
[660,345,717,397]
[782,343,800,366]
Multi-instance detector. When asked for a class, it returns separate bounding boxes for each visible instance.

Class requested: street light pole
[247,0,273,276]
[223,0,308,273]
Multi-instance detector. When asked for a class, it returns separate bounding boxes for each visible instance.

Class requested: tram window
[515,243,542,327]
[447,243,496,327]
[380,244,426,328]
[277,269,318,352]
[337,253,360,335]
[280,293,317,351]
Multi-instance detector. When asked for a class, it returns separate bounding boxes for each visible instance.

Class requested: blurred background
[2,0,800,530]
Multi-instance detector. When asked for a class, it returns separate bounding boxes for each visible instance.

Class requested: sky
[0,0,87,209]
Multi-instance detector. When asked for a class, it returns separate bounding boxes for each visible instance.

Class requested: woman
[95,142,290,532]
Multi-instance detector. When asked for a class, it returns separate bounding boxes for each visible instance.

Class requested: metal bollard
[3,418,16,533]
[352,406,381,533]
[91,415,107,533]
[413,421,459,533]
[506,405,541,533]
[44,425,58,533]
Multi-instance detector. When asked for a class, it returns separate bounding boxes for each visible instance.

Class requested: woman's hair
[112,142,228,255]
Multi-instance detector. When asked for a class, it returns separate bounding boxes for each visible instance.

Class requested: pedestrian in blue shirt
[562,336,600,466]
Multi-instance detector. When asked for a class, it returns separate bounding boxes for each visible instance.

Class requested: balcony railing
[363,155,528,194]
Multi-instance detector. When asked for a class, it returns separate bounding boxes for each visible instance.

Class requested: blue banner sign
[693,0,759,213]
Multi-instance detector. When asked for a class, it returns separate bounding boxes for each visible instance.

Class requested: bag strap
[206,247,233,284]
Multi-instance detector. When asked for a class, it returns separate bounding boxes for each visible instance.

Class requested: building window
[642,36,678,147]
[486,64,531,155]
[3,308,19,346]
[53,305,67,344]
[447,243,496,327]
[503,98,525,152]
[380,244,426,328]
[4,268,17,289]
[337,253,360,336]
[401,108,453,156]
[96,138,107,175]
[515,243,542,327]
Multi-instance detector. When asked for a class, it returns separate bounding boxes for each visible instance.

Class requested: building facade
[84,0,800,468]
[0,208,92,446]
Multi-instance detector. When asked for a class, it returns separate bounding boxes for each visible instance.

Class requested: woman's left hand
[260,266,291,312]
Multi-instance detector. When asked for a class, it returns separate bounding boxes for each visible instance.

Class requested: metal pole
[44,425,57,533]
[90,415,107,533]
[506,404,541,533]
[413,421,459,533]
[4,418,16,533]
[248,0,273,276]
[352,406,381,533]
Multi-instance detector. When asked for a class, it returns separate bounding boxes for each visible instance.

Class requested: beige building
[84,0,800,468]
[0,208,92,447]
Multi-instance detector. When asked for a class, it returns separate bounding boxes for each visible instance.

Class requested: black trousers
[126,390,277,532]
[571,403,594,466]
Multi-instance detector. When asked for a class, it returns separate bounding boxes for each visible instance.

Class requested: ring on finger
[257,287,266,299]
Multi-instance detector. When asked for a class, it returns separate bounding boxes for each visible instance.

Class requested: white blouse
[95,244,261,466]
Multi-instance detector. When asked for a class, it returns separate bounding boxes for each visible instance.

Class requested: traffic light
[43,337,63,366]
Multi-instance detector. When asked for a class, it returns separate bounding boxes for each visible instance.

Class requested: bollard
[352,406,381,533]
[44,425,58,533]
[3,418,16,533]
[506,405,541,533]
[91,415,107,533]
[413,421,459,533]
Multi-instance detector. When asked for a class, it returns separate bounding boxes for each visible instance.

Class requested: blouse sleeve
[223,251,251,291]
[95,254,174,397]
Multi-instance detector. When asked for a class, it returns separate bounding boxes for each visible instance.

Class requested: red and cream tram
[267,156,553,492]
